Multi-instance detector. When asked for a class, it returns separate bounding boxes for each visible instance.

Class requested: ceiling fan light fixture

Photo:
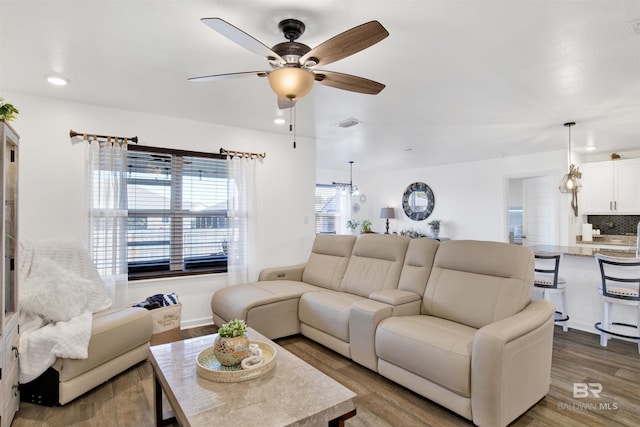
[268,67,314,100]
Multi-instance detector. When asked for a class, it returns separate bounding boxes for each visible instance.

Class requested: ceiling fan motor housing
[278,19,305,41]
[272,41,311,64]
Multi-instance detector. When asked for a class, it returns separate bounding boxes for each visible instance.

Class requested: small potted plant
[214,319,250,367]
[428,219,441,239]
[0,98,19,122]
[361,220,373,234]
[346,219,360,235]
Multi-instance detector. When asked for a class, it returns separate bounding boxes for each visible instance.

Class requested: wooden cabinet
[0,120,19,427]
[580,158,640,214]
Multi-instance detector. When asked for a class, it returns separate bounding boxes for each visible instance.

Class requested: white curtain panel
[226,156,258,285]
[339,191,352,235]
[86,141,129,307]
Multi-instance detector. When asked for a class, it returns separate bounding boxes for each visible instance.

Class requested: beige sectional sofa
[211,234,555,427]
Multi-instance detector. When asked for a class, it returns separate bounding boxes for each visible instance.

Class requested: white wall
[320,150,575,244]
[8,91,316,328]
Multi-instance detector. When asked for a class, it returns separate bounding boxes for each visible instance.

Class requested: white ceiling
[2,0,639,173]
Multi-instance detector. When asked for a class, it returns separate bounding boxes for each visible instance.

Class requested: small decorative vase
[430,227,440,239]
[213,334,250,367]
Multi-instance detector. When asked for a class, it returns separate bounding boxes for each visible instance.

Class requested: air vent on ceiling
[336,118,360,128]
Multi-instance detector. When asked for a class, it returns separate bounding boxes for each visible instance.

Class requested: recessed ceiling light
[336,118,360,128]
[585,146,596,151]
[47,75,69,86]
[274,118,286,125]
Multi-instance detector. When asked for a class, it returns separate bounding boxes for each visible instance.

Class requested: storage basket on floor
[150,303,182,345]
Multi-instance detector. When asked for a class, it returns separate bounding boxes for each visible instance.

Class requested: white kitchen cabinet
[580,158,640,214]
[0,120,19,427]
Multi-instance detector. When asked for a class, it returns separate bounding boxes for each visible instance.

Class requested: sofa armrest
[349,291,422,371]
[258,263,306,281]
[471,299,555,427]
[350,299,393,371]
[369,289,421,306]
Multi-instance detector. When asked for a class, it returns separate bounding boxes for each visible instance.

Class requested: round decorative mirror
[402,182,435,221]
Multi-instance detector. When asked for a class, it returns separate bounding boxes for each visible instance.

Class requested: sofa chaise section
[211,234,357,339]
[375,240,555,427]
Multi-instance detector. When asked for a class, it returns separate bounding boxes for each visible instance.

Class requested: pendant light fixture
[559,122,582,192]
[333,161,360,196]
[558,122,582,216]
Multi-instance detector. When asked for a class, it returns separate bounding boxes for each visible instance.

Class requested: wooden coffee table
[149,328,357,426]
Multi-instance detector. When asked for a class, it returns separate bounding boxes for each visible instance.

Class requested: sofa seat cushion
[299,291,366,342]
[55,306,152,382]
[212,280,323,323]
[376,315,476,397]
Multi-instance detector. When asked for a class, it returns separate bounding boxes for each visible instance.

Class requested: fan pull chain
[289,106,297,149]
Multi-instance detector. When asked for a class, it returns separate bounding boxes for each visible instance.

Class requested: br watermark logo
[573,382,602,398]
[557,383,619,411]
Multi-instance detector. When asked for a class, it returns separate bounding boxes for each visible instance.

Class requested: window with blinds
[315,184,339,234]
[127,145,228,279]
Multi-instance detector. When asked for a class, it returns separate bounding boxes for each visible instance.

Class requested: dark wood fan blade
[188,71,268,82]
[277,98,296,110]
[300,21,388,67]
[314,71,385,95]
[201,18,284,63]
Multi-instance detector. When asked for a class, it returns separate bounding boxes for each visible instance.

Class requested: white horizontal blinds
[180,155,229,270]
[126,147,228,276]
[315,185,339,234]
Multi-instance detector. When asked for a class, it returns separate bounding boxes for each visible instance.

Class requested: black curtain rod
[70,129,138,144]
[220,147,266,159]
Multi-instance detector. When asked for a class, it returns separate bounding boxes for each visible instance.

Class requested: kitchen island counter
[531,244,637,259]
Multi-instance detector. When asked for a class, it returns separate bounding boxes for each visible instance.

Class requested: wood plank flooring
[11,326,640,427]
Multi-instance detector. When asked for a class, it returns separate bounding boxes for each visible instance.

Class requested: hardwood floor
[12,326,640,427]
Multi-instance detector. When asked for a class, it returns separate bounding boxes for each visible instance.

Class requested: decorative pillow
[20,257,90,322]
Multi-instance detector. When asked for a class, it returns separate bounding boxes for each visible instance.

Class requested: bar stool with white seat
[533,252,569,331]
[594,253,640,353]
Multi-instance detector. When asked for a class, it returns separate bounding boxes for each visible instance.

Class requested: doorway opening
[507,174,557,247]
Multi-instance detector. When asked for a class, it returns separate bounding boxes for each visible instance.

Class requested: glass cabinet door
[2,122,18,328]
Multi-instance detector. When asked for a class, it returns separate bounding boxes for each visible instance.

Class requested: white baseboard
[180,317,215,330]
[566,320,599,335]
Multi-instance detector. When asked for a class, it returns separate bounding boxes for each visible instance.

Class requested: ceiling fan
[189,17,389,108]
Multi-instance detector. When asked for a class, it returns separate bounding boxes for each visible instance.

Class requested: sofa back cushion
[422,240,534,329]
[340,234,410,297]
[302,234,357,290]
[397,238,440,295]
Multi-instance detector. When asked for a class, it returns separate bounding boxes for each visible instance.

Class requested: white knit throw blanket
[18,239,112,383]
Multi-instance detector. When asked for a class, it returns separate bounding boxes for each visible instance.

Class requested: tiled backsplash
[586,215,640,235]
